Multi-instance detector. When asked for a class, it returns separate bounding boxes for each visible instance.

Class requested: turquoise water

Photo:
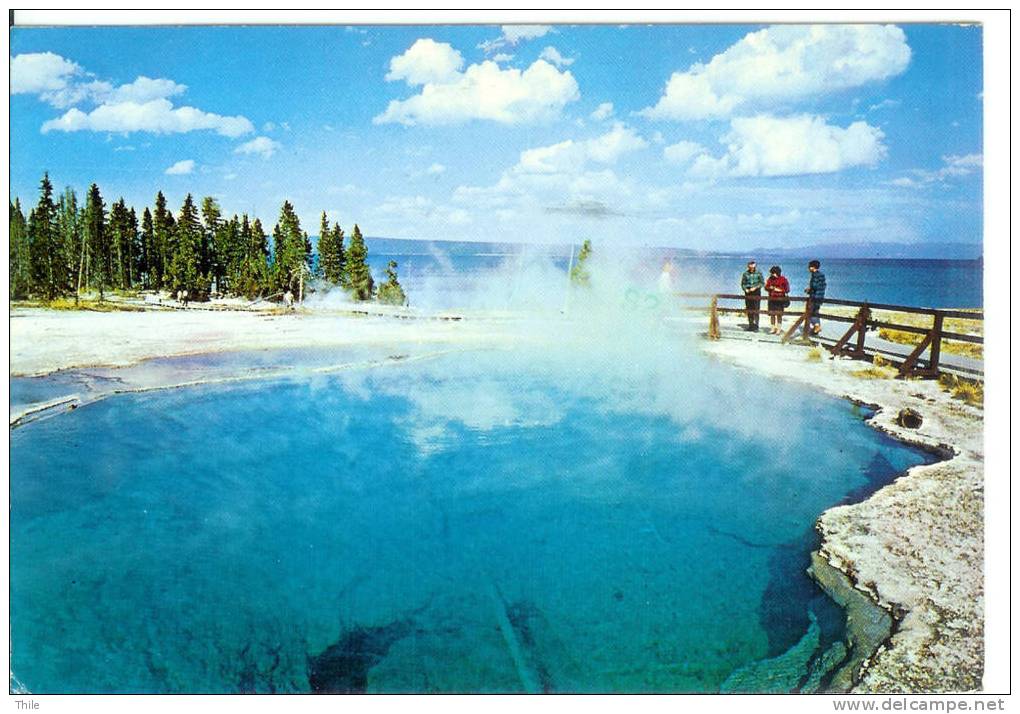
[10,346,934,693]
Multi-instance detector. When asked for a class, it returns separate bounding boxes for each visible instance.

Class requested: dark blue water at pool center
[358,238,983,310]
[10,349,935,693]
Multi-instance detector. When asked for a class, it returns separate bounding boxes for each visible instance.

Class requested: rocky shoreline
[703,335,984,692]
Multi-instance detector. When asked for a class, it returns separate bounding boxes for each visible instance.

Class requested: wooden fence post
[708,296,721,340]
[929,312,944,374]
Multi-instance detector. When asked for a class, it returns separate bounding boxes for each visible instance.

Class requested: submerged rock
[719,613,821,693]
[807,551,893,691]
[307,619,414,693]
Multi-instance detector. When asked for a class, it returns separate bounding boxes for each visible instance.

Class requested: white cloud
[663,140,705,164]
[10,52,81,95]
[451,124,648,219]
[234,136,281,159]
[868,98,901,112]
[479,25,554,53]
[689,114,886,177]
[370,194,472,230]
[385,38,464,85]
[502,25,553,44]
[164,159,195,175]
[890,153,982,187]
[491,53,514,63]
[640,25,911,120]
[426,163,446,175]
[538,46,574,67]
[590,102,614,121]
[517,123,647,174]
[42,98,254,137]
[375,56,579,126]
[11,58,184,108]
[105,76,187,104]
[15,52,254,137]
[887,177,921,188]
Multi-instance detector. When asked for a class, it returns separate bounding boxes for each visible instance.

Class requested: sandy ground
[9,305,984,692]
[9,306,514,377]
[704,317,984,692]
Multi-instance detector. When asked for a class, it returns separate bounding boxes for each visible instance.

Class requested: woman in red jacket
[765,265,790,335]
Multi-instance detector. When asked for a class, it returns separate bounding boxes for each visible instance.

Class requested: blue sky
[10,23,983,250]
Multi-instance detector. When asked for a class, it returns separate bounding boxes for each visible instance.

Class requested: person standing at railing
[765,265,790,335]
[740,260,764,332]
[805,260,826,335]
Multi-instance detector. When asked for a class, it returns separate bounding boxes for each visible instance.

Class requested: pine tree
[108,198,134,290]
[318,216,346,287]
[331,223,347,287]
[83,183,110,299]
[346,223,374,301]
[234,214,271,300]
[56,188,81,297]
[377,260,407,306]
[140,208,155,288]
[28,173,64,299]
[251,217,268,260]
[127,207,141,288]
[232,216,271,299]
[168,194,205,298]
[9,199,32,299]
[271,201,309,295]
[317,212,331,280]
[200,196,222,280]
[152,191,175,290]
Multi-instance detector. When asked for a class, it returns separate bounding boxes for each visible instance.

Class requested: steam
[307,239,815,468]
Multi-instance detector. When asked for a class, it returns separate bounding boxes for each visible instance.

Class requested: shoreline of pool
[702,332,984,693]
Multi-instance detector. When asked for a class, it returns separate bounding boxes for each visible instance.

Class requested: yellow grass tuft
[938,373,983,407]
[850,366,897,380]
[806,347,823,362]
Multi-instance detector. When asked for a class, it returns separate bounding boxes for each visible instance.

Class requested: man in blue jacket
[805,259,826,335]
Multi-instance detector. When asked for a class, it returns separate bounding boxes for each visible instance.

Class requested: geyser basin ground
[10,345,934,693]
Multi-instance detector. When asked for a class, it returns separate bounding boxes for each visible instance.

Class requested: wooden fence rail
[673,292,983,379]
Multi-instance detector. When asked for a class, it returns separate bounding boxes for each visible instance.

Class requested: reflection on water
[10,347,933,693]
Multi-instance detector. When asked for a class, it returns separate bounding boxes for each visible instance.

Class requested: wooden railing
[675,293,983,378]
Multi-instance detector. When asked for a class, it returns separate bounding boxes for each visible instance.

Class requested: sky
[9,22,984,251]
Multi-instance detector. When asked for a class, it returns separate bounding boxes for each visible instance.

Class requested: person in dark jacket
[805,260,826,335]
[765,265,790,334]
[740,260,764,331]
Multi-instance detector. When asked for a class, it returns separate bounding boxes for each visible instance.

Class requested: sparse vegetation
[806,347,823,362]
[938,373,983,407]
[850,364,897,379]
[22,297,146,312]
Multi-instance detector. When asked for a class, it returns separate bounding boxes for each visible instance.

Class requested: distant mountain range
[677,242,983,261]
[364,236,983,261]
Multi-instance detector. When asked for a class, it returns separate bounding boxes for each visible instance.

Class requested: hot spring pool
[10,345,934,693]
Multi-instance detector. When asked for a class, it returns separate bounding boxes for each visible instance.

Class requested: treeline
[9,173,406,306]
